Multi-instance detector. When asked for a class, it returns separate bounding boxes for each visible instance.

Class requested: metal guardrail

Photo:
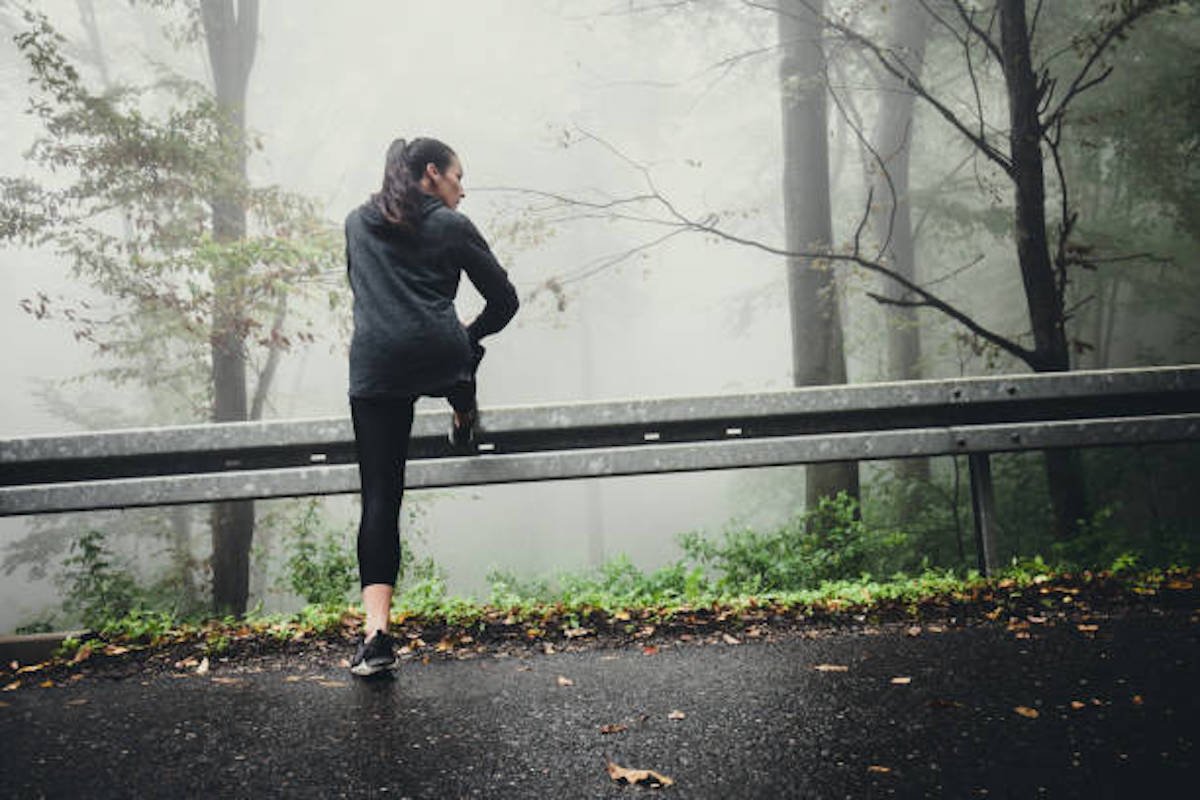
[2,365,1198,574]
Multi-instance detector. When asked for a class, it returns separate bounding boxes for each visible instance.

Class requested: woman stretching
[345,137,518,676]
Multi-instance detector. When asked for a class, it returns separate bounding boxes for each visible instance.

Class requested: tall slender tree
[200,0,259,615]
[778,0,858,507]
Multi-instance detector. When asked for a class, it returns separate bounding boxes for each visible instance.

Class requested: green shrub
[282,501,356,608]
[680,492,908,593]
[60,530,143,629]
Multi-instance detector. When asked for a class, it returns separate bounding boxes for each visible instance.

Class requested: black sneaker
[448,409,479,455]
[350,630,396,676]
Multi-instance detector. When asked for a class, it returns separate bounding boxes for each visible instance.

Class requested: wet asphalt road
[2,608,1197,799]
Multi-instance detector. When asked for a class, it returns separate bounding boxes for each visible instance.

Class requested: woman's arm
[455,216,519,341]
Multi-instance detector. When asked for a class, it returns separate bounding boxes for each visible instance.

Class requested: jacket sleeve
[454,215,519,342]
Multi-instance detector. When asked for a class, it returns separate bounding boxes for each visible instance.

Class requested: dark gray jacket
[346,195,518,398]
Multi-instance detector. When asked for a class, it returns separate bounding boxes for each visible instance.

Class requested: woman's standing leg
[350,396,415,639]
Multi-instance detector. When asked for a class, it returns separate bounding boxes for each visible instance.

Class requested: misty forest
[1,0,1198,635]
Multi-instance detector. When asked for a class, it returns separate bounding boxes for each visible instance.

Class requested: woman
[345,137,518,676]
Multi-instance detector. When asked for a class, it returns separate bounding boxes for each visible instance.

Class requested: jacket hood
[359,194,446,229]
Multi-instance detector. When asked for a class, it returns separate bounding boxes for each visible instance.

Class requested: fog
[2,1,1197,632]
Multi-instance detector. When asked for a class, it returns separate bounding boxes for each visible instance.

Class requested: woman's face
[424,155,465,210]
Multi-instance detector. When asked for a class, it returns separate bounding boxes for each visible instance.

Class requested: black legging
[351,381,475,587]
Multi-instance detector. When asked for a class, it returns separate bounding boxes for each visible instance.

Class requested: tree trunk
[201,0,259,615]
[778,0,859,507]
[871,6,932,500]
[997,0,1087,538]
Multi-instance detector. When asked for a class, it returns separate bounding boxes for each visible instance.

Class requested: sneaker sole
[350,659,396,677]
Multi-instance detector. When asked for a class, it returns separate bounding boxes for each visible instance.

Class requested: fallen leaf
[103,645,130,656]
[1026,615,1047,624]
[1014,631,1031,640]
[338,658,351,668]
[1132,695,1144,705]
[196,657,210,676]
[905,626,922,637]
[722,633,741,645]
[613,611,631,621]
[867,765,892,774]
[1166,580,1192,591]
[890,676,912,685]
[636,625,656,639]
[2,681,20,692]
[605,757,674,788]
[813,664,849,672]
[71,645,92,665]
[174,657,199,670]
[642,645,659,656]
[317,680,347,688]
[39,680,54,689]
[1077,624,1099,633]
[16,663,46,675]
[0,700,9,707]
[1014,706,1040,719]
[284,675,304,683]
[564,627,594,639]
[929,698,963,709]
[668,709,686,720]
[435,638,455,653]
[210,676,243,686]
[542,643,556,655]
[599,724,628,735]
[1070,701,1086,710]
[65,698,89,707]
[556,675,574,687]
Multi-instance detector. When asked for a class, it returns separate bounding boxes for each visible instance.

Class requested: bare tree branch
[746,0,1015,175]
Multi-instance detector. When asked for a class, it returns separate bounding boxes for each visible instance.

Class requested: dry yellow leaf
[284,675,304,683]
[196,657,210,675]
[668,709,686,720]
[599,723,628,735]
[103,645,130,656]
[722,633,741,645]
[16,663,46,674]
[1014,705,1040,719]
[1070,700,1086,710]
[2,681,20,692]
[890,676,912,685]
[39,680,54,689]
[1077,624,1099,633]
[65,698,89,707]
[1166,580,1192,591]
[1132,695,1144,705]
[71,645,92,665]
[556,675,574,687]
[0,700,10,708]
[605,757,674,788]
[210,676,243,686]
[813,664,849,672]
[905,626,922,637]
[867,765,892,774]
[317,680,347,688]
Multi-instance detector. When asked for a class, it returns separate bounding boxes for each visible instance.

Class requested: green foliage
[59,530,144,630]
[1,9,343,410]
[281,501,356,609]
[681,492,908,594]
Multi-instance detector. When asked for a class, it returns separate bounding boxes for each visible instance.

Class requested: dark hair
[371,137,457,231]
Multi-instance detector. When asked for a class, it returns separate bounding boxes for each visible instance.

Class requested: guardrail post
[968,452,999,576]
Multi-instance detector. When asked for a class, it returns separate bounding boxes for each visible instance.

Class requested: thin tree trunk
[871,6,932,501]
[201,0,259,615]
[778,0,858,508]
[997,0,1087,538]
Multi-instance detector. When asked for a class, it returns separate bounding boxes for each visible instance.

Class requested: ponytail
[371,137,457,232]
